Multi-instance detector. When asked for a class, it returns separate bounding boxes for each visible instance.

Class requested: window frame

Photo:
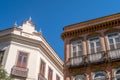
[114,68,120,80]
[56,74,60,80]
[40,59,46,77]
[71,39,83,57]
[48,67,53,80]
[92,71,106,80]
[73,74,86,80]
[16,51,29,68]
[88,36,101,54]
[106,32,120,50]
[0,50,5,64]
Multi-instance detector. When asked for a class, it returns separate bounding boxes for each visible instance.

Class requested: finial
[13,21,18,28]
[28,16,32,22]
[39,28,42,34]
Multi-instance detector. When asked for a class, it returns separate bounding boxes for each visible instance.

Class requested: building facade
[0,18,63,80]
[61,13,120,80]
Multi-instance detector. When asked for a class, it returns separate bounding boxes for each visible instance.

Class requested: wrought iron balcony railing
[38,73,47,80]
[66,48,120,68]
[11,66,28,78]
[66,55,86,68]
[107,48,120,61]
[88,51,106,64]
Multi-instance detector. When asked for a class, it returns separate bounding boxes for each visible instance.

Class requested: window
[107,32,120,50]
[48,67,53,80]
[71,40,83,57]
[56,74,60,80]
[93,71,106,80]
[0,50,4,64]
[89,37,101,54]
[114,68,120,80]
[16,51,28,68]
[40,60,46,77]
[73,74,86,80]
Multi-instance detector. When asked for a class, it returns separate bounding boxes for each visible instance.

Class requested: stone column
[101,33,109,51]
[83,36,87,55]
[65,38,70,62]
[100,35,106,52]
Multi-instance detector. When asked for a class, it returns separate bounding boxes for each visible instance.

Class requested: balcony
[67,55,86,68]
[108,48,120,61]
[88,51,106,64]
[11,66,28,78]
[38,74,47,80]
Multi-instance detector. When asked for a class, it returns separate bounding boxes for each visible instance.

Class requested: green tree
[0,65,14,80]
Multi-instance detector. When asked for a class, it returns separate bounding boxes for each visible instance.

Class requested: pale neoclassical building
[0,18,63,80]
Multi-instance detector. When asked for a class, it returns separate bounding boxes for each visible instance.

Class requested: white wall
[3,41,63,80]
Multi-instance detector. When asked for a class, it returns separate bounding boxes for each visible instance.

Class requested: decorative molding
[104,28,120,34]
[61,18,120,40]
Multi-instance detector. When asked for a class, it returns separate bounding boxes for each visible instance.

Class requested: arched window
[73,74,86,80]
[93,71,107,80]
[114,68,120,80]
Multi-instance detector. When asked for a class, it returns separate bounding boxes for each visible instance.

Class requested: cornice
[63,13,120,31]
[61,18,120,40]
[0,33,63,72]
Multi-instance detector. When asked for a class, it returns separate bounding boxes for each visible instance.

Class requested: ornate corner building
[61,13,120,80]
[0,18,63,80]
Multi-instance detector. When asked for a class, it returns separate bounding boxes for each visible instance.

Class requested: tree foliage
[0,65,14,80]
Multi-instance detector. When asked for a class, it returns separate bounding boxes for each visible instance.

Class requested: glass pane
[90,37,99,41]
[115,37,120,43]
[116,70,120,74]
[95,73,105,77]
[0,51,4,64]
[18,56,22,62]
[94,72,106,80]
[75,75,86,80]
[78,45,82,51]
[109,39,114,44]
[96,41,100,47]
[117,78,120,80]
[73,46,76,52]
[90,43,94,48]
[108,33,118,37]
[23,57,27,63]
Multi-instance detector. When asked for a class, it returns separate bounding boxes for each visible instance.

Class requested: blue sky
[0,0,120,60]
